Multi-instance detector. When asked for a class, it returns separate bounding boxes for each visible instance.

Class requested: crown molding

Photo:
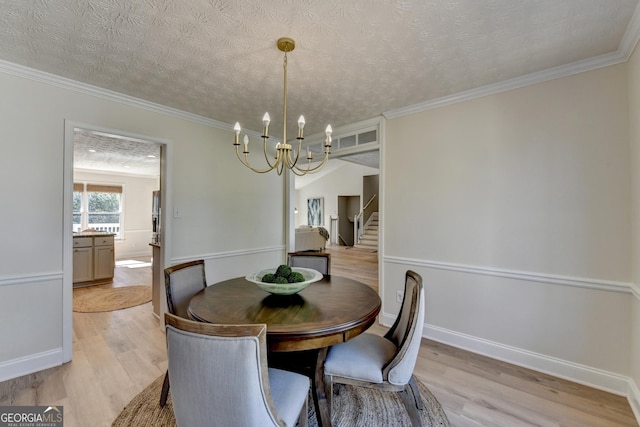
[384,3,640,119]
[620,1,640,61]
[4,1,640,132]
[0,59,232,131]
[383,51,626,119]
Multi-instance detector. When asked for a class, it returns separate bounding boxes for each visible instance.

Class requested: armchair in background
[295,225,329,252]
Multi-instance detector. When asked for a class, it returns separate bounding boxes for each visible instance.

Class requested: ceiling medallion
[233,37,332,176]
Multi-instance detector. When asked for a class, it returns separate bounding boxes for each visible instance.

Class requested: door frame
[62,121,171,361]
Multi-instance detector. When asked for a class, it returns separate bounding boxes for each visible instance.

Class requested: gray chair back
[383,270,425,385]
[165,314,291,427]
[287,252,331,276]
[164,260,207,318]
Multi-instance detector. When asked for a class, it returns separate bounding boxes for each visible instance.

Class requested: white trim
[632,282,640,301]
[629,378,640,424]
[384,256,632,294]
[0,59,229,130]
[421,322,631,396]
[63,121,74,362]
[378,117,387,316]
[383,52,626,120]
[620,1,640,61]
[170,245,284,266]
[0,272,62,287]
[382,313,633,397]
[0,349,63,383]
[2,3,640,136]
[64,121,172,361]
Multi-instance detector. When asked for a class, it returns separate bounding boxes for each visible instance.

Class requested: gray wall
[0,67,284,381]
[383,62,635,398]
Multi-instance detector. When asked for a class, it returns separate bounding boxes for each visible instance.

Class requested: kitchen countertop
[73,231,117,237]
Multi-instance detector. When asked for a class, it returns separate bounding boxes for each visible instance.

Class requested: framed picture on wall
[307,197,324,226]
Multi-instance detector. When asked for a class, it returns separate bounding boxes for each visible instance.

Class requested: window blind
[86,184,122,193]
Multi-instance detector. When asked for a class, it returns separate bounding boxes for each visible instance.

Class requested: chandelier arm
[287,140,303,169]
[235,146,277,174]
[232,37,330,175]
[291,152,330,175]
[262,136,279,169]
[277,158,286,175]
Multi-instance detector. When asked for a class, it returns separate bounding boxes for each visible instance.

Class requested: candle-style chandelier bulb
[298,116,305,139]
[232,37,331,176]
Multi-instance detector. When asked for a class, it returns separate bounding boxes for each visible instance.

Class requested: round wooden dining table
[188,274,381,427]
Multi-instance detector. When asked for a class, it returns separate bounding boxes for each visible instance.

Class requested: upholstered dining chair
[323,270,425,426]
[164,313,310,427]
[287,252,331,276]
[160,259,207,407]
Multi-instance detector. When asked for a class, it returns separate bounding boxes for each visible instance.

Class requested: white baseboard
[380,313,630,396]
[629,379,640,424]
[0,349,63,383]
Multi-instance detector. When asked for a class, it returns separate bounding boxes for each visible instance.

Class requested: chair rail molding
[632,282,640,301]
[383,256,632,294]
[170,245,284,266]
[0,272,63,287]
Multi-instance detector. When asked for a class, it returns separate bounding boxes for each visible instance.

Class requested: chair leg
[298,394,309,427]
[159,371,170,407]
[408,375,424,410]
[398,376,424,427]
[323,374,333,408]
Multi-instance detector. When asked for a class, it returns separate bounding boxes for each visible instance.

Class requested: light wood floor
[0,247,637,426]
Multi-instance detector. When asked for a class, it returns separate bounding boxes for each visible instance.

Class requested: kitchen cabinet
[73,233,115,287]
[73,237,93,283]
[93,235,115,280]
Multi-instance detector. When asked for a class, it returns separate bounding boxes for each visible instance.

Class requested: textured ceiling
[74,128,161,176]
[2,0,639,174]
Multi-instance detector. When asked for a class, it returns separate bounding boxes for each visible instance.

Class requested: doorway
[337,195,360,246]
[63,121,168,361]
[72,127,162,260]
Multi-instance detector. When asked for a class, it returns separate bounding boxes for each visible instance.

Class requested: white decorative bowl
[246,267,323,295]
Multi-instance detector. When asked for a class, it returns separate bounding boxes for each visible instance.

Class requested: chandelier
[233,37,332,176]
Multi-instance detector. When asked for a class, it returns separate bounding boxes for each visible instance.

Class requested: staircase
[354,212,378,251]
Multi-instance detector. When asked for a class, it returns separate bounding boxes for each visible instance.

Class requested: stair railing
[354,194,377,246]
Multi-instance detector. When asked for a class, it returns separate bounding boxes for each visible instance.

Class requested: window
[307,128,378,154]
[73,183,123,237]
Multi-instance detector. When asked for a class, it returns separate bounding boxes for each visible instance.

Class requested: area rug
[73,286,152,312]
[112,374,450,427]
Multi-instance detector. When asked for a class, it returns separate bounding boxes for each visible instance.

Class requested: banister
[354,193,377,246]
[363,193,377,211]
